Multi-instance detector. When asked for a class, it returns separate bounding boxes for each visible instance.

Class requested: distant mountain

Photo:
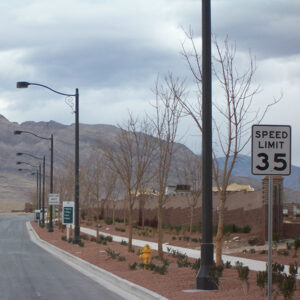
[1,113,299,209]
[0,115,196,207]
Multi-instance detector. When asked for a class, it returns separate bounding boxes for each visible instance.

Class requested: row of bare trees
[43,33,279,266]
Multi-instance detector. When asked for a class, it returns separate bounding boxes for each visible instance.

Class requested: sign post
[252,124,291,300]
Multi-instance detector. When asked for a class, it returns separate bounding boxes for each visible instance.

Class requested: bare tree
[102,114,156,251]
[180,32,280,265]
[151,74,184,259]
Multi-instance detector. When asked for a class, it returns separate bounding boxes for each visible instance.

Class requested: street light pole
[15,131,54,231]
[16,81,80,244]
[196,0,217,290]
[74,88,80,243]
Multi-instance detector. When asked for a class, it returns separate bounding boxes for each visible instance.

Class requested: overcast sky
[1,0,300,167]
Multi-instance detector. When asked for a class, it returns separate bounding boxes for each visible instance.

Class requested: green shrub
[172,236,176,240]
[225,261,232,268]
[256,271,267,292]
[118,256,126,262]
[192,258,201,272]
[294,238,300,251]
[104,217,113,225]
[250,248,256,254]
[78,240,84,247]
[129,262,138,270]
[278,249,289,256]
[80,234,89,240]
[120,240,128,246]
[105,248,120,259]
[177,257,192,268]
[61,235,67,241]
[115,227,126,232]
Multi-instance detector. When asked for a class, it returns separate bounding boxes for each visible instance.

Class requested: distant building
[212,183,254,192]
[165,184,191,195]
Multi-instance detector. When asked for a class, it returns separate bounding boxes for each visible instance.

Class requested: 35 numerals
[256,153,287,171]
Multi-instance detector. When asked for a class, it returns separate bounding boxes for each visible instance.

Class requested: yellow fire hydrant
[139,244,152,268]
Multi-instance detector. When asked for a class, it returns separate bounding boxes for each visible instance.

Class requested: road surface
[0,215,123,300]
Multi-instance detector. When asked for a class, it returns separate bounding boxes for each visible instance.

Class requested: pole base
[196,243,218,290]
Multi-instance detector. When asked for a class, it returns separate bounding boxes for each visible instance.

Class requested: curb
[26,222,168,300]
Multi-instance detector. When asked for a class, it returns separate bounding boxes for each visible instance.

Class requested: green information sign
[62,201,74,225]
[35,210,40,221]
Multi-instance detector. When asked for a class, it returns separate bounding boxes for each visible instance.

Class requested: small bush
[115,227,126,232]
[225,261,232,268]
[294,238,300,251]
[256,271,267,292]
[61,235,67,241]
[259,249,267,254]
[80,234,89,240]
[78,240,85,247]
[118,256,126,262]
[90,236,97,242]
[177,257,192,268]
[250,248,256,254]
[105,248,120,259]
[172,236,176,240]
[120,240,128,246]
[129,262,138,270]
[192,258,201,272]
[278,249,289,256]
[104,217,113,225]
[191,238,199,243]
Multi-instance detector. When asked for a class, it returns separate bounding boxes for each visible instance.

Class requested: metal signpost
[252,124,291,300]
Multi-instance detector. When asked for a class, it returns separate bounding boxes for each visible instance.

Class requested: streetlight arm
[14,130,51,141]
[16,81,75,97]
[16,161,39,168]
[16,152,43,160]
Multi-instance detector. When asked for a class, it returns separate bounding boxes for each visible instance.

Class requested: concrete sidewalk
[80,226,298,276]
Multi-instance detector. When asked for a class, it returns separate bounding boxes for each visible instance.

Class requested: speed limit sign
[251,125,291,175]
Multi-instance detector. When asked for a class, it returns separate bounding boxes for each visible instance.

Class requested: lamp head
[14,130,22,135]
[16,153,23,156]
[16,81,30,88]
[16,162,22,165]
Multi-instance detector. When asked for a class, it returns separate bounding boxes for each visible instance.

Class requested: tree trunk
[112,203,115,225]
[215,192,226,266]
[157,202,163,259]
[189,205,194,234]
[128,205,133,252]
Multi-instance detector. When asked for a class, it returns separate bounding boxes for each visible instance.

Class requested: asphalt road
[0,215,123,300]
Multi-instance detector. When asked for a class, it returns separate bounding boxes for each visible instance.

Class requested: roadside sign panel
[251,124,291,175]
[34,209,40,221]
[48,193,60,205]
[62,201,74,225]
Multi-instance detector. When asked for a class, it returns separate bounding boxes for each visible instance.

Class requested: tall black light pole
[17,159,45,226]
[15,131,54,231]
[196,0,217,290]
[16,81,80,244]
